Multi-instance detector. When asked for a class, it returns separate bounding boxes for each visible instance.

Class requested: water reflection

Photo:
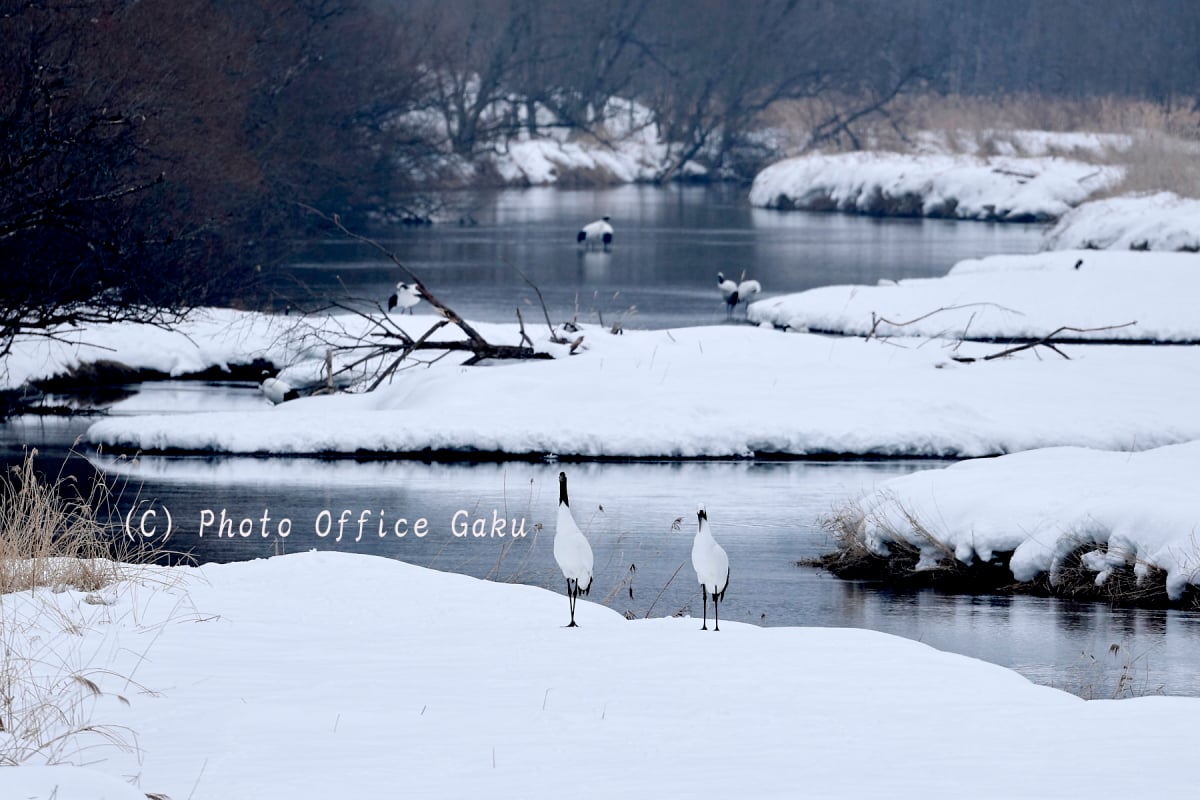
[2,184,1193,698]
[61,440,1200,698]
[281,185,1045,329]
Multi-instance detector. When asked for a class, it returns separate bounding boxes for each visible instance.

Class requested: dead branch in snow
[950,322,1138,363]
[292,207,552,392]
[865,302,1023,342]
[863,302,1137,362]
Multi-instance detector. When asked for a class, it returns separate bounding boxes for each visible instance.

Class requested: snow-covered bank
[748,250,1200,341]
[748,151,1121,222]
[489,101,706,185]
[1044,191,1200,252]
[0,307,527,393]
[413,97,704,187]
[1,308,298,391]
[85,321,1200,459]
[3,551,1199,799]
[829,441,1200,603]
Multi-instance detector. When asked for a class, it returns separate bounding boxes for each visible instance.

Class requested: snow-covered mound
[3,551,1199,799]
[843,441,1200,600]
[489,99,706,185]
[1044,192,1200,252]
[748,152,1121,222]
[2,308,300,390]
[748,250,1199,342]
[1,307,529,392]
[494,136,660,184]
[86,322,1200,458]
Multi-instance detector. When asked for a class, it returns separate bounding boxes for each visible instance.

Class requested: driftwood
[950,322,1138,363]
[298,207,553,391]
[865,303,1137,362]
[866,302,1023,342]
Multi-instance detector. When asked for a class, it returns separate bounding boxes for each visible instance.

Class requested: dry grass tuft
[814,498,1197,609]
[1043,540,1183,609]
[0,448,130,595]
[1073,641,1164,701]
[1104,131,1200,198]
[0,448,185,778]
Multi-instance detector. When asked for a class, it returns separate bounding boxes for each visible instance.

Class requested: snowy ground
[841,440,1200,600]
[407,96,705,187]
[490,99,706,185]
[1044,191,1200,252]
[747,151,1121,222]
[79,316,1200,459]
[748,250,1200,341]
[1,307,300,390]
[3,551,1199,799]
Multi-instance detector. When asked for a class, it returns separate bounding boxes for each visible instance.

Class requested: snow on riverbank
[84,318,1200,458]
[748,151,1120,221]
[3,551,1199,799]
[748,250,1200,341]
[1044,191,1200,252]
[1,308,297,390]
[0,308,527,392]
[839,440,1200,600]
[490,100,706,184]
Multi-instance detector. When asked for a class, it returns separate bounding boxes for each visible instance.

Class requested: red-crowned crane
[716,272,761,318]
[388,281,422,314]
[577,216,614,249]
[692,505,729,631]
[553,471,594,627]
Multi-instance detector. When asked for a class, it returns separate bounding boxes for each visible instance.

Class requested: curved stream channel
[7,185,1200,698]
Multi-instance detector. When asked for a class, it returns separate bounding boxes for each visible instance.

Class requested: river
[7,185,1196,699]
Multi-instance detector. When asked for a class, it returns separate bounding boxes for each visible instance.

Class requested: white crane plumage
[717,272,739,318]
[691,505,729,631]
[387,281,422,314]
[259,370,298,404]
[716,272,761,318]
[577,216,614,249]
[553,471,594,627]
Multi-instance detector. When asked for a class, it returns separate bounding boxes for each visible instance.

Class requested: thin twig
[645,560,687,619]
[952,321,1138,363]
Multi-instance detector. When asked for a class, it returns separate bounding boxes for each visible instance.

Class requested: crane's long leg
[701,586,708,631]
[567,579,578,627]
[714,592,720,632]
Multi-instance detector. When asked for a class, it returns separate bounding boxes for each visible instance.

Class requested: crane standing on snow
[717,272,761,318]
[387,281,422,314]
[554,471,594,627]
[692,506,730,631]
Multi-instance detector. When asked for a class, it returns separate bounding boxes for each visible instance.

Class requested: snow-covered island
[822,441,1200,605]
[748,151,1121,222]
[3,551,1200,799]
[748,249,1200,341]
[744,139,1199,251]
[1043,191,1200,252]
[65,312,1200,460]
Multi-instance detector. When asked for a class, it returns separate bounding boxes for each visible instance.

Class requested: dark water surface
[5,187,1196,699]
[281,184,1045,329]
[5,383,1198,700]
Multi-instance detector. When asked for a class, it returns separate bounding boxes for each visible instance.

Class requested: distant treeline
[1,0,1196,343]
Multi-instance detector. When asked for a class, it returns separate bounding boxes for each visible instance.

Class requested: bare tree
[0,0,256,360]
